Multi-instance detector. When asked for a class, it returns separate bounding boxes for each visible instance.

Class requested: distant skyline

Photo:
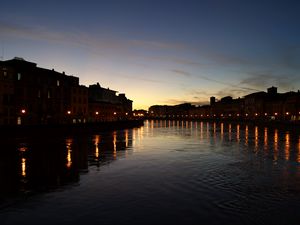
[1,0,300,109]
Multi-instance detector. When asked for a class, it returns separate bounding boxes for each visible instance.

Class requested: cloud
[213,88,252,99]
[279,45,300,70]
[240,71,298,91]
[163,98,209,106]
[129,39,185,50]
[204,51,251,66]
[0,20,185,55]
[120,75,166,84]
[171,69,191,77]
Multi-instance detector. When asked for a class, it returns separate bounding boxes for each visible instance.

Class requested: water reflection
[285,132,290,161]
[254,126,259,152]
[298,136,300,163]
[0,129,133,198]
[66,138,73,168]
[236,124,240,143]
[1,120,300,225]
[143,120,300,166]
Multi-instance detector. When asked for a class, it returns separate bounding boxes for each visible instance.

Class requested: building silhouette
[148,87,300,121]
[0,57,132,125]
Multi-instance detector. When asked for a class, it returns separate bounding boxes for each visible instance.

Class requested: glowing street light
[21,109,26,114]
[95,111,99,115]
[67,110,71,115]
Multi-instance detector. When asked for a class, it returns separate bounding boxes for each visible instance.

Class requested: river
[1,120,300,224]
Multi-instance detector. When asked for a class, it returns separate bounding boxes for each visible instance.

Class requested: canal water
[1,120,300,225]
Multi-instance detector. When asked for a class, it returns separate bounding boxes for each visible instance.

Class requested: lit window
[57,80,60,86]
[3,71,7,77]
[48,91,51,98]
[17,73,21,80]
[17,117,21,125]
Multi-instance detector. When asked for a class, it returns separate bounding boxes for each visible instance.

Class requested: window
[17,117,22,125]
[57,80,60,86]
[17,73,21,80]
[47,90,51,99]
[3,71,7,77]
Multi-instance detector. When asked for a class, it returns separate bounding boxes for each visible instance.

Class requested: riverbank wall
[0,119,144,138]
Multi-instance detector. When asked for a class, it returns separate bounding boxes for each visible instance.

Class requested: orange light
[21,109,26,114]
[286,112,289,115]
[255,113,258,116]
[67,111,71,115]
[274,112,278,116]
[95,111,99,115]
[113,112,117,115]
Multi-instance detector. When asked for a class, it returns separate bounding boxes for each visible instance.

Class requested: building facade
[0,58,132,126]
[148,87,300,122]
[88,83,133,122]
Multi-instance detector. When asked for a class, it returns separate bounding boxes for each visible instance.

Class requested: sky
[1,0,300,109]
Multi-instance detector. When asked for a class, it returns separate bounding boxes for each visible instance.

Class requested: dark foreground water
[1,120,300,225]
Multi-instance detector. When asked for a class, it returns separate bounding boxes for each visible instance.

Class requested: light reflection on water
[1,120,300,225]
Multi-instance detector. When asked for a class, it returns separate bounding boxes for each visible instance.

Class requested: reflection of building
[0,58,133,125]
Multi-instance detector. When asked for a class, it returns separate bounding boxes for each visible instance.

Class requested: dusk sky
[1,0,300,109]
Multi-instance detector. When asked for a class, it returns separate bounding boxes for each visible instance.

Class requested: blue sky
[1,0,300,109]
